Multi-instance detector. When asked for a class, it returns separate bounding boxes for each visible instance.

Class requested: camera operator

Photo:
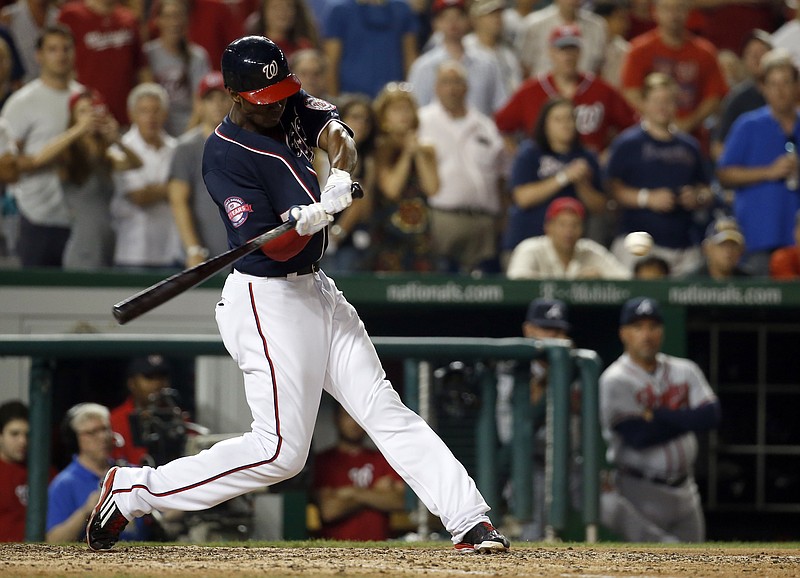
[110,355,195,467]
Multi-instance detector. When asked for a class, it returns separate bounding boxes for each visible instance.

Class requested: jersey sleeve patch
[304,95,336,111]
[224,196,254,228]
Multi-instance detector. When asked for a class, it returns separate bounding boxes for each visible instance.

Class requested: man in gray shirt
[168,71,230,267]
[1,25,82,267]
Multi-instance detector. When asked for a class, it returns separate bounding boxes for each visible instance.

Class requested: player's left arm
[651,401,721,433]
[349,476,406,513]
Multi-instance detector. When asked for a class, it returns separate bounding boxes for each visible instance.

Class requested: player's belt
[266,262,320,278]
[619,466,688,488]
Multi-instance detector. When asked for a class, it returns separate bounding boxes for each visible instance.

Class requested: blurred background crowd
[0,0,798,281]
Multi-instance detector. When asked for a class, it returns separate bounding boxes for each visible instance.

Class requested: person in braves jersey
[494,23,636,156]
[86,35,510,555]
[599,297,720,542]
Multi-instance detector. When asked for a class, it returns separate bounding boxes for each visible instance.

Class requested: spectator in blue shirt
[46,403,147,543]
[322,0,418,98]
[717,49,800,276]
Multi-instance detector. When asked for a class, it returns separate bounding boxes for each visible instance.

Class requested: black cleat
[454,521,511,553]
[86,466,129,551]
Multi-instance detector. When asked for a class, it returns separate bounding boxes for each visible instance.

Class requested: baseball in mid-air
[624,231,654,256]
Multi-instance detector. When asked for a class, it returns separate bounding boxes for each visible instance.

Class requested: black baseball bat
[112,183,363,325]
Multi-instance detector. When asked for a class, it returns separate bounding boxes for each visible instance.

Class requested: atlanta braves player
[599,297,720,542]
[86,36,509,554]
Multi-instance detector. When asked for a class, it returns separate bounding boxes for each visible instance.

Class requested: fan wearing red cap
[506,196,631,279]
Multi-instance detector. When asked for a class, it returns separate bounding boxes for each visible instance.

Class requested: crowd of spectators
[0,0,798,279]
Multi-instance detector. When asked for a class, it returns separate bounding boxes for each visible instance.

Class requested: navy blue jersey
[202,90,346,276]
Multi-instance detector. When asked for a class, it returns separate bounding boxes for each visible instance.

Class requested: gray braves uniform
[599,352,718,542]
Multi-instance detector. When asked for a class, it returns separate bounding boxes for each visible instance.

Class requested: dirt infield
[3,543,800,578]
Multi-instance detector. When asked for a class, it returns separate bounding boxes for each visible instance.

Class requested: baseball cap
[619,297,663,326]
[128,355,170,377]
[197,71,226,98]
[704,217,745,246]
[68,88,107,113]
[526,298,571,331]
[549,24,583,48]
[545,197,586,222]
[432,0,466,14]
[470,0,506,16]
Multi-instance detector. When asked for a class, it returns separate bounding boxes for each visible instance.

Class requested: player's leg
[615,475,684,542]
[318,272,508,552]
[600,488,679,542]
[665,481,706,542]
[88,272,328,550]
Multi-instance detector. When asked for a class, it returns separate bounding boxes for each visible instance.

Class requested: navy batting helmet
[221,36,301,105]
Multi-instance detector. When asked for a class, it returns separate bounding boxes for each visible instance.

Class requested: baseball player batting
[86,36,509,554]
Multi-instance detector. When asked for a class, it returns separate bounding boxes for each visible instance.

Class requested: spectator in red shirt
[312,403,405,541]
[620,0,727,137]
[0,401,29,542]
[495,24,636,155]
[770,209,800,279]
[693,0,779,54]
[109,355,172,466]
[57,0,150,124]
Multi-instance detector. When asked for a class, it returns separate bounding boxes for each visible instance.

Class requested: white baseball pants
[111,269,490,542]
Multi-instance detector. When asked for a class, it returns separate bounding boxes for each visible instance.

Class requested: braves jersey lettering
[538,156,565,179]
[635,381,689,411]
[641,142,697,165]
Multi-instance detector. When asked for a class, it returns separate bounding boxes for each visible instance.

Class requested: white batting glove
[290,203,333,236]
[320,168,353,215]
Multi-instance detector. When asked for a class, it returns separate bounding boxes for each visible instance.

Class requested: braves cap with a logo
[549,24,583,48]
[619,297,663,326]
[526,298,571,331]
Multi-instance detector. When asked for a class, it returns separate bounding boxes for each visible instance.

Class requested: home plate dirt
[2,543,799,578]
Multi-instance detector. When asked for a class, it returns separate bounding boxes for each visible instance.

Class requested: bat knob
[351,182,364,199]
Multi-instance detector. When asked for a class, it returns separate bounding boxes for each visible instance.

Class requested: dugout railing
[0,334,602,543]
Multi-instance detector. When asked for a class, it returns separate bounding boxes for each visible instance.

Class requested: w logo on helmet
[263,61,279,79]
